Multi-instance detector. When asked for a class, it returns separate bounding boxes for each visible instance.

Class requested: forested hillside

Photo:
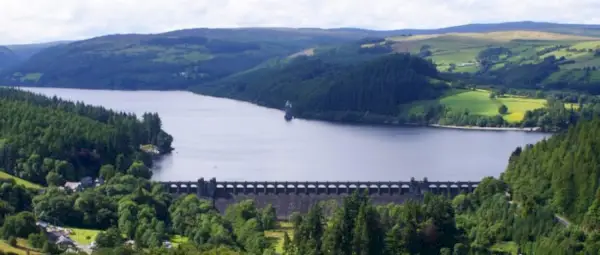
[504,119,600,226]
[0,47,19,71]
[194,53,448,123]
[0,28,376,90]
[0,88,279,254]
[0,87,173,185]
[5,41,69,60]
[4,22,600,92]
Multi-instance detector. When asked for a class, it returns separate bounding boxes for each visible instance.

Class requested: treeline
[0,174,278,254]
[195,53,448,120]
[4,169,599,254]
[281,176,600,255]
[0,87,172,184]
[286,191,460,255]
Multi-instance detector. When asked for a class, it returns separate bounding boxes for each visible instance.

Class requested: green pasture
[438,90,550,123]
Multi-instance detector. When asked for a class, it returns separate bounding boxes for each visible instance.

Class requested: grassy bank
[0,171,43,190]
[0,238,41,255]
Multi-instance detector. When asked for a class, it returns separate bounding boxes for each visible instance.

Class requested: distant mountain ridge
[331,21,600,37]
[2,21,600,90]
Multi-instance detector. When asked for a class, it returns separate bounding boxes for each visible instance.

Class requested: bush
[28,232,47,249]
[1,212,37,238]
[7,236,17,247]
[498,104,508,114]
[45,171,65,186]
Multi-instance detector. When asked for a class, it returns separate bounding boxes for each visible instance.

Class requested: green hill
[0,46,19,71]
[1,28,379,90]
[4,22,600,91]
[503,119,600,226]
[0,87,172,185]
[5,41,68,60]
[369,30,600,93]
[192,53,447,122]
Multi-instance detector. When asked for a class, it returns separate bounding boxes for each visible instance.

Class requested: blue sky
[1,0,599,44]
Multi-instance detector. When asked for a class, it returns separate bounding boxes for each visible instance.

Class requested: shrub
[7,236,17,247]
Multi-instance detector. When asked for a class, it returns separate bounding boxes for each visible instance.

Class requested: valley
[2,23,600,133]
[2,20,600,254]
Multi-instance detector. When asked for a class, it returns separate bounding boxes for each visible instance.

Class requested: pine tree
[282,232,293,255]
[384,224,402,255]
[352,204,370,255]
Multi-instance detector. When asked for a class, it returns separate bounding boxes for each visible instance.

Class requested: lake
[23,87,548,182]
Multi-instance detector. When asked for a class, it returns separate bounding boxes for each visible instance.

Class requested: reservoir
[24,87,548,182]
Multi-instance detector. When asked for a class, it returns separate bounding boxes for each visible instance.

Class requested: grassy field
[68,227,102,245]
[370,30,600,86]
[571,41,600,50]
[0,238,41,255]
[439,90,550,123]
[0,171,43,190]
[497,97,546,122]
[265,221,294,253]
[440,90,501,116]
[19,73,43,83]
[490,241,519,254]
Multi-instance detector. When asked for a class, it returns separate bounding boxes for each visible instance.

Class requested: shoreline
[429,124,543,132]
[15,85,548,133]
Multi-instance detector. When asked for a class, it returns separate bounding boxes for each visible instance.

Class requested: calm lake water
[23,87,548,182]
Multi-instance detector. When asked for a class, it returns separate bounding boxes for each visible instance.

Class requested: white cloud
[0,0,599,44]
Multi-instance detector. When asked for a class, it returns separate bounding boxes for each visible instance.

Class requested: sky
[1,0,600,44]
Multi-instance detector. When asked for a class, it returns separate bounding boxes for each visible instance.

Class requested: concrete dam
[159,178,480,218]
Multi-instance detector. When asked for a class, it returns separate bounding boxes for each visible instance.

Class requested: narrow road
[505,192,571,227]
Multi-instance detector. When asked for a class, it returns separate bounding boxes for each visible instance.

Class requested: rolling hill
[1,28,382,90]
[359,30,600,93]
[3,21,600,91]
[0,46,19,71]
[192,53,447,123]
[391,21,600,37]
[5,41,69,60]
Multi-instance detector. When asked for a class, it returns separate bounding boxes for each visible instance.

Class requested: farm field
[435,89,555,123]
[367,30,600,85]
